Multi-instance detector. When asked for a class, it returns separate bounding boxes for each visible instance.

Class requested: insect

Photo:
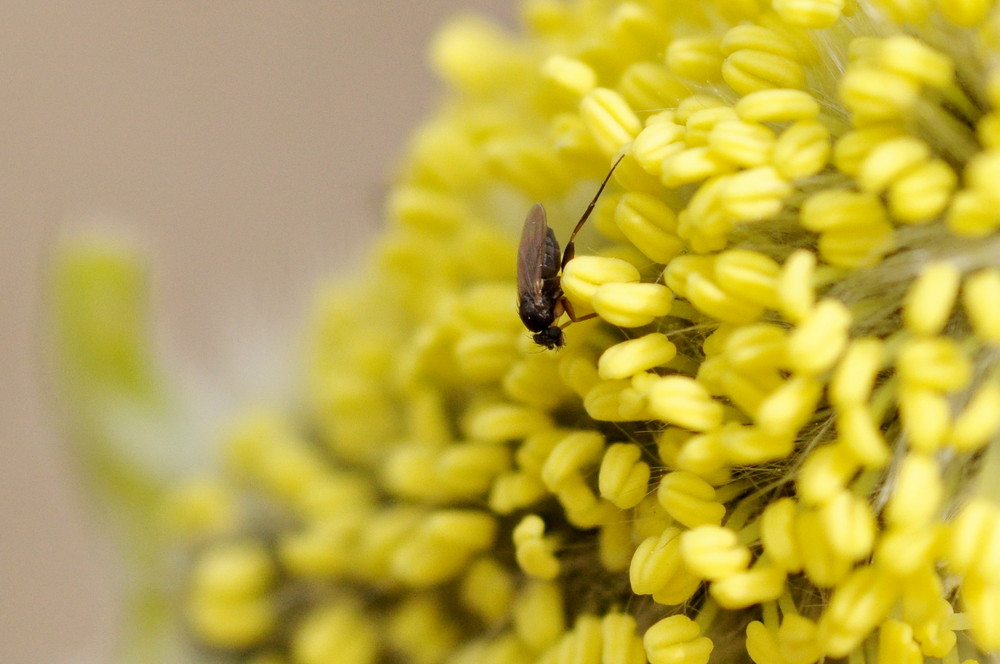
[517,155,625,349]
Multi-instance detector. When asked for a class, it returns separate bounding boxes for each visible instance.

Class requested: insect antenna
[561,154,627,270]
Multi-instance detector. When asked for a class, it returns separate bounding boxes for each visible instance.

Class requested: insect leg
[560,154,626,270]
[559,297,599,326]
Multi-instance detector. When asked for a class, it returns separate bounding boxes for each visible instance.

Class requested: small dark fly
[517,155,625,349]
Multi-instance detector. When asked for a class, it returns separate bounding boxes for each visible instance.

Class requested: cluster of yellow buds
[54,0,1000,662]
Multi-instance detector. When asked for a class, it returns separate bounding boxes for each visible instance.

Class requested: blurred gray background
[0,2,510,662]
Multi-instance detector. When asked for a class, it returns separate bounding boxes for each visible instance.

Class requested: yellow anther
[686,106,740,144]
[796,443,860,505]
[619,62,691,111]
[735,88,820,123]
[666,36,725,81]
[967,150,1000,206]
[163,479,235,537]
[877,35,953,90]
[721,24,801,61]
[896,337,972,392]
[580,87,643,156]
[820,566,899,658]
[647,375,725,432]
[839,66,920,120]
[857,136,930,194]
[630,527,684,595]
[724,323,787,371]
[504,355,572,409]
[662,147,737,187]
[489,471,546,514]
[516,428,564,476]
[593,282,673,327]
[687,272,765,324]
[599,518,634,572]
[786,298,851,375]
[951,382,1000,451]
[677,178,733,253]
[713,250,781,310]
[291,599,377,664]
[877,620,922,664]
[559,352,601,398]
[389,187,466,234]
[829,338,884,407]
[598,334,678,380]
[963,269,1000,343]
[460,557,513,625]
[772,0,845,27]
[836,403,891,467]
[601,612,647,664]
[485,137,568,198]
[513,514,561,580]
[796,508,852,587]
[279,517,361,578]
[903,261,960,336]
[561,256,641,304]
[777,249,816,323]
[708,119,775,168]
[541,54,596,97]
[777,614,823,664]
[658,470,726,527]
[663,254,714,298]
[675,95,727,125]
[188,594,276,650]
[455,330,520,382]
[937,0,993,25]
[773,120,831,180]
[392,510,497,587]
[979,111,1000,148]
[820,489,876,561]
[462,403,552,442]
[946,498,1000,578]
[760,497,802,572]
[512,580,566,652]
[818,217,895,268]
[710,565,787,608]
[720,166,793,222]
[436,443,511,497]
[584,378,635,422]
[632,492,673,542]
[675,429,728,476]
[615,192,683,263]
[631,122,686,178]
[723,50,806,96]
[556,475,618,528]
[755,375,822,436]
[745,621,786,664]
[953,180,999,234]
[833,124,906,176]
[541,430,605,491]
[888,158,957,224]
[681,525,751,580]
[800,189,886,232]
[720,423,794,463]
[387,595,460,664]
[552,112,603,163]
[875,523,940,577]
[962,577,1000,651]
[644,615,714,664]
[598,443,650,510]
[193,540,275,600]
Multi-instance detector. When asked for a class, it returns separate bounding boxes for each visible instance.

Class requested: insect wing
[517,203,549,301]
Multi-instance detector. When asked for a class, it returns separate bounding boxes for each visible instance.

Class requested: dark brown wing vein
[517,203,549,306]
